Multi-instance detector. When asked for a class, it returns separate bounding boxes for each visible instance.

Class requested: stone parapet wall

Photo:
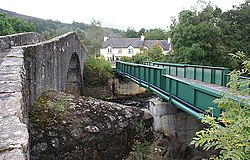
[0,48,28,159]
[22,32,87,109]
[0,32,45,51]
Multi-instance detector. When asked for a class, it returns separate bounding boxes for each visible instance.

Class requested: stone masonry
[0,32,45,51]
[0,32,87,159]
[22,32,87,110]
[0,32,45,160]
[0,48,28,160]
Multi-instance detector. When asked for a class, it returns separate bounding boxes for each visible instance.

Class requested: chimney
[140,33,145,41]
[168,38,171,44]
[104,37,109,41]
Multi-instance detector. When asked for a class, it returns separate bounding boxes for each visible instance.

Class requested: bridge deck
[171,75,229,94]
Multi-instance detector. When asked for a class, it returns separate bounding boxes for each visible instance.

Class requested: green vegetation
[190,52,250,159]
[122,1,250,69]
[170,0,250,68]
[75,20,104,56]
[170,6,226,66]
[29,91,70,126]
[219,1,250,58]
[83,56,112,86]
[131,120,151,160]
[123,27,169,40]
[0,12,35,36]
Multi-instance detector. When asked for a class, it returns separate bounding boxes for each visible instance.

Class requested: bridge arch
[65,52,82,95]
[21,32,87,107]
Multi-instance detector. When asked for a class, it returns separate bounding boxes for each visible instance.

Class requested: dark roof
[144,40,170,51]
[102,38,143,48]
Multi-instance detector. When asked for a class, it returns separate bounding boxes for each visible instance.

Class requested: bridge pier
[149,98,205,144]
[114,75,146,96]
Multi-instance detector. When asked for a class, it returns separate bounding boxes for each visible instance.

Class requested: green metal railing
[116,61,223,118]
[144,62,230,86]
[117,61,249,119]
[117,61,166,88]
[161,74,221,116]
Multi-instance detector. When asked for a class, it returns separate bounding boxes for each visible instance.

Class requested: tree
[8,17,35,33]
[83,55,112,86]
[0,12,35,36]
[190,52,250,159]
[144,28,168,40]
[218,0,250,57]
[145,45,165,61]
[138,28,146,37]
[75,20,104,56]
[124,27,139,38]
[0,12,15,35]
[170,5,227,66]
[84,19,104,55]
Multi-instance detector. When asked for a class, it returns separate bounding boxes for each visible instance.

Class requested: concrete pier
[114,76,146,95]
[149,98,205,144]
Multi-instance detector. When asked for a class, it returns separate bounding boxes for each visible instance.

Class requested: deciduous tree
[0,12,35,36]
[170,6,226,66]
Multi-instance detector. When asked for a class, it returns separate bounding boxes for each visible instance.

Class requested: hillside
[0,8,124,38]
[0,8,38,20]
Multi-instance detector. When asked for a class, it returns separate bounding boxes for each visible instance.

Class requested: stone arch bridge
[0,32,87,159]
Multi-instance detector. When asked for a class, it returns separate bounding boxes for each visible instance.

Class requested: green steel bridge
[116,61,249,120]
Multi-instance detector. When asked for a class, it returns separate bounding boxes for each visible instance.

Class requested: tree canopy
[170,6,226,66]
[123,27,169,40]
[218,0,250,57]
[170,0,250,68]
[0,12,35,36]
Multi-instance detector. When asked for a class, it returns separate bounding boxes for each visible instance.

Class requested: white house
[100,35,171,61]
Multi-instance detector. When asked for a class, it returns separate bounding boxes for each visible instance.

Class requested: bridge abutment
[149,98,205,144]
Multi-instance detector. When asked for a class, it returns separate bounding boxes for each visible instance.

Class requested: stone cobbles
[0,48,28,159]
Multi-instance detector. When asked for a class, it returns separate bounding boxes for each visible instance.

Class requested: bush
[83,56,112,86]
[190,52,250,159]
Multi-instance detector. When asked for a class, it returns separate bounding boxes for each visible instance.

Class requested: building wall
[100,47,140,61]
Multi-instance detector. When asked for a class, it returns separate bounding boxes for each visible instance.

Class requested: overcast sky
[0,0,245,30]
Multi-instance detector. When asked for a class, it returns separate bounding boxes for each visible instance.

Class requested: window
[128,45,134,54]
[128,48,133,54]
[118,49,122,54]
[107,48,112,54]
